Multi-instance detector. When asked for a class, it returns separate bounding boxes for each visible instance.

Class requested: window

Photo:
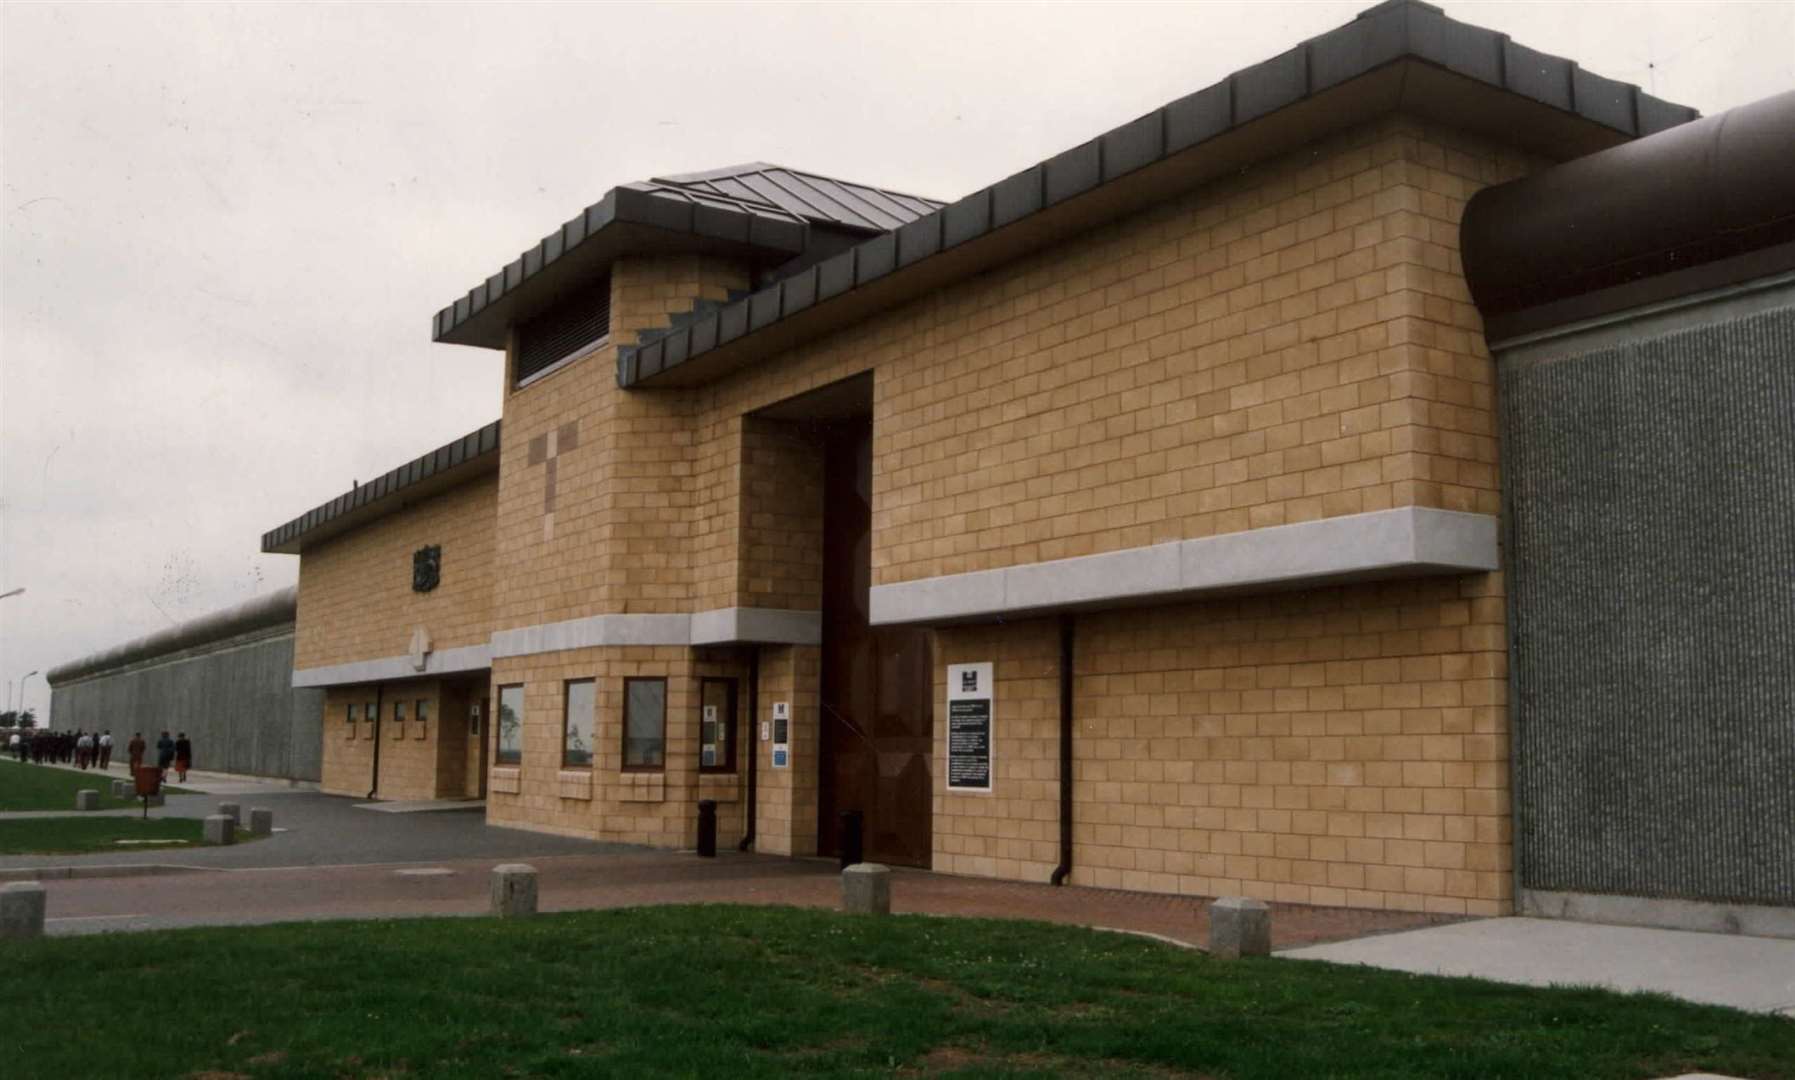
[363,703,377,739]
[514,277,611,386]
[699,678,737,774]
[563,679,595,768]
[414,699,429,741]
[622,677,666,770]
[496,684,524,765]
[345,702,358,740]
[392,700,407,739]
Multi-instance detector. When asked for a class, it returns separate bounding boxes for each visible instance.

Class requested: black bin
[838,809,864,869]
[696,799,717,858]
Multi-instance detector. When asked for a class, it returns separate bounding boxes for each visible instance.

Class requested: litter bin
[696,799,717,858]
[838,809,864,869]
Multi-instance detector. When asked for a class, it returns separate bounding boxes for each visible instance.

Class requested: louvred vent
[515,277,611,384]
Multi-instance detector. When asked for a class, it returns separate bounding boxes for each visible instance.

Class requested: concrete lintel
[869,507,1499,626]
[689,607,822,646]
[291,642,493,689]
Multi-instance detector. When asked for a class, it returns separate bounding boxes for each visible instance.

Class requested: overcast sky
[3,1,1790,720]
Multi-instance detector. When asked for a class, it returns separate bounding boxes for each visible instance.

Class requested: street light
[0,587,24,600]
[18,671,39,724]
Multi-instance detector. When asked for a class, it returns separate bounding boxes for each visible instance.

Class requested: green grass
[0,756,187,811]
[0,815,262,854]
[1,906,1788,1079]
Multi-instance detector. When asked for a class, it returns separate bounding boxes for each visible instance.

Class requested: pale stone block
[203,814,235,846]
[842,862,891,915]
[111,779,128,799]
[218,803,242,825]
[75,790,99,812]
[491,863,537,919]
[0,882,47,940]
[249,807,273,835]
[1210,896,1271,957]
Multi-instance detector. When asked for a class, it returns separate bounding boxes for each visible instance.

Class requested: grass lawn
[0,756,188,811]
[0,816,264,854]
[2,906,1788,1079]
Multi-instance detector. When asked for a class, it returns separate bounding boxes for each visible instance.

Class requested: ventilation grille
[515,279,610,384]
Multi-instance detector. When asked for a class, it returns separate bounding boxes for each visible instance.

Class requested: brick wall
[737,418,825,612]
[294,473,497,671]
[319,681,453,801]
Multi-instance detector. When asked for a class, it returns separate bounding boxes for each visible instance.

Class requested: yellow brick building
[262,1,1747,919]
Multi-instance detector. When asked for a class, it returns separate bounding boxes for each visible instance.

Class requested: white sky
[3,1,1791,719]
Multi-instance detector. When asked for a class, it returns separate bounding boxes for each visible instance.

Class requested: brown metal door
[817,419,933,866]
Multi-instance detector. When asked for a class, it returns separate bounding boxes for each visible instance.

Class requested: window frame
[392,699,407,739]
[561,678,596,770]
[621,676,667,773]
[495,684,524,766]
[414,698,430,741]
[698,677,738,775]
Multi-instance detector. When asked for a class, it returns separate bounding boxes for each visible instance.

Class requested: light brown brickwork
[737,418,824,612]
[318,680,469,801]
[750,644,820,857]
[294,474,497,671]
[484,646,751,848]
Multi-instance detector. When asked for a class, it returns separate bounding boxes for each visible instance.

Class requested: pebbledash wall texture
[261,2,1795,926]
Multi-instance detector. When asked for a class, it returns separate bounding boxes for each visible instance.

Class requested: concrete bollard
[490,864,538,919]
[1209,896,1271,958]
[248,807,273,836]
[841,862,891,915]
[111,779,128,799]
[203,814,235,846]
[75,790,99,812]
[218,803,242,826]
[1,882,47,940]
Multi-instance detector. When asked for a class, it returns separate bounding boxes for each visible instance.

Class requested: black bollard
[838,809,864,869]
[696,799,717,858]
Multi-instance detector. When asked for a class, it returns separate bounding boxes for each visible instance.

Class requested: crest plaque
[412,544,441,592]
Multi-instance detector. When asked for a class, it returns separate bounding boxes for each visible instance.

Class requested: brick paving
[32,847,1458,947]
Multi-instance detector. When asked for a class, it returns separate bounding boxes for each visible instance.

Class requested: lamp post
[18,671,39,725]
[0,587,24,600]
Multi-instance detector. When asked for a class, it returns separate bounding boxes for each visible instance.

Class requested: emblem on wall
[412,544,441,592]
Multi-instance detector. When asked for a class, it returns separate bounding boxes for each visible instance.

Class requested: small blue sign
[772,747,789,769]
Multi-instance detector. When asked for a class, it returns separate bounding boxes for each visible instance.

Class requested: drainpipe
[1051,614,1075,886]
[738,645,760,852]
[368,684,384,800]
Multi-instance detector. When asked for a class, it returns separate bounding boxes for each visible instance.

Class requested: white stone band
[868,507,1499,626]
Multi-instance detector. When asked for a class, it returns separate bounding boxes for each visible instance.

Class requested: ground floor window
[346,702,358,739]
[563,679,595,767]
[415,699,429,740]
[623,677,666,770]
[392,699,407,739]
[699,678,736,773]
[497,684,524,765]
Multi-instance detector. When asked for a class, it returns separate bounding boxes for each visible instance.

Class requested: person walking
[98,730,114,770]
[127,732,146,775]
[173,732,193,783]
[75,730,93,770]
[155,731,176,780]
[7,731,18,762]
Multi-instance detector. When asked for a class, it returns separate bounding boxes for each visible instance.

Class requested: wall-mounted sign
[412,544,441,592]
[702,705,719,768]
[947,662,994,792]
[771,701,790,768]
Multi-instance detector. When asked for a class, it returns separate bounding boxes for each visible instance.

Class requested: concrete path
[13,757,314,796]
[0,790,628,872]
[1283,916,1795,1015]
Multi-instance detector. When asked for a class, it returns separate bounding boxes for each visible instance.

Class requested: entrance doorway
[815,416,933,866]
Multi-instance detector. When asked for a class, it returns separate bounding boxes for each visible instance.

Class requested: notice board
[946,662,994,792]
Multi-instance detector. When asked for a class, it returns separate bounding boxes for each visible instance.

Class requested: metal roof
[432,165,942,350]
[638,163,943,233]
[618,0,1701,388]
[261,420,500,555]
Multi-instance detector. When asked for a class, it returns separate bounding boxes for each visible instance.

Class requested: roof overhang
[261,421,501,555]
[433,187,810,350]
[620,0,1696,389]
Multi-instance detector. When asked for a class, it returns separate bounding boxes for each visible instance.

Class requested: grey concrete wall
[48,629,323,782]
[1499,287,1795,909]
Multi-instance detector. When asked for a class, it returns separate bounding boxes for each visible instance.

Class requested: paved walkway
[1284,916,1795,1015]
[29,847,1453,949]
[12,757,315,796]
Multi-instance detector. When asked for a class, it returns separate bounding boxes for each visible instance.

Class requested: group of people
[6,728,196,782]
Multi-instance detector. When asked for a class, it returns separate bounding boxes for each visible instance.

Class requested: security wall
[1500,287,1795,909]
[49,627,324,782]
